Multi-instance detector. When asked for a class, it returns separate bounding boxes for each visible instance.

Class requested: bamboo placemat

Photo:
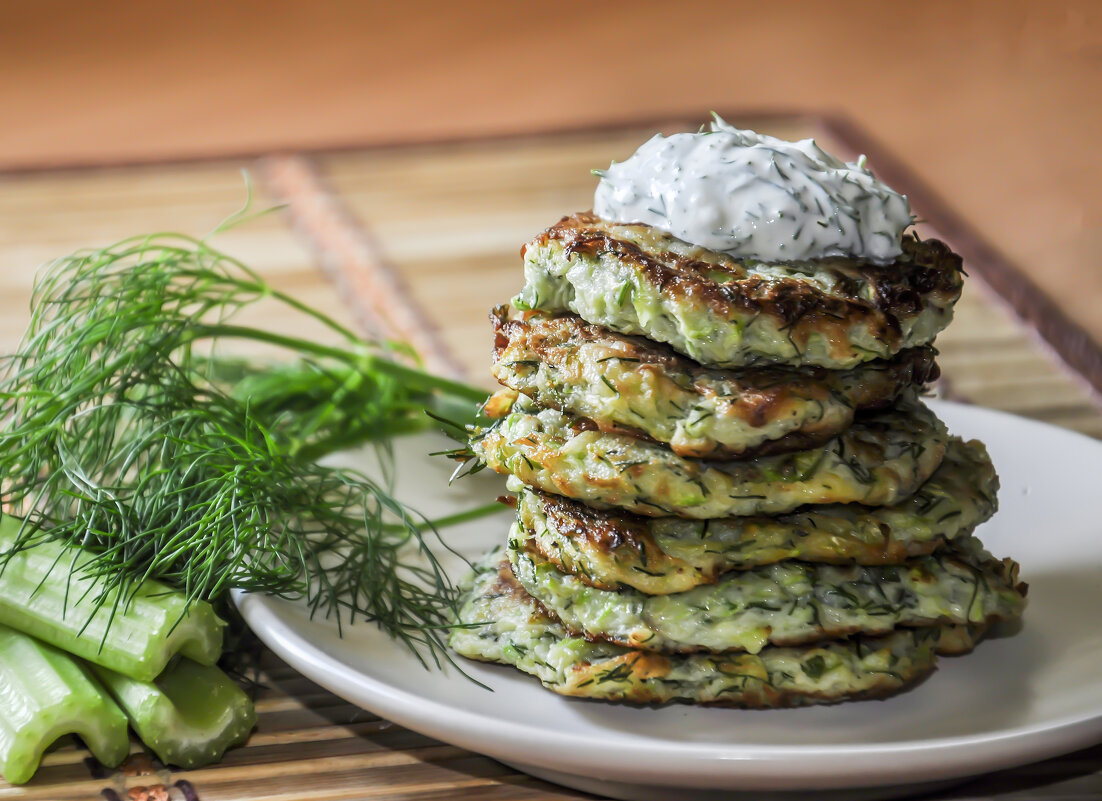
[0,115,1099,800]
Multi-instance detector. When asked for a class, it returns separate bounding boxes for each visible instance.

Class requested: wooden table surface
[0,116,1099,799]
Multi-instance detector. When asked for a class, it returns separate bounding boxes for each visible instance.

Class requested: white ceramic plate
[234,402,1102,800]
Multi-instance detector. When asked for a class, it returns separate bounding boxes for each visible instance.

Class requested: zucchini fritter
[507,527,1026,654]
[492,306,939,458]
[471,394,948,519]
[519,437,997,594]
[515,213,963,369]
[450,548,952,708]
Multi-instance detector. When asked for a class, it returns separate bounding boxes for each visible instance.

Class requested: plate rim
[235,589,1102,790]
[233,401,1102,791]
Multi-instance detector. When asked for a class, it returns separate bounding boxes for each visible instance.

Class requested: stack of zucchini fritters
[451,212,1027,708]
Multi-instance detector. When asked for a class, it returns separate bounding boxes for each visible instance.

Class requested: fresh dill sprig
[0,230,494,668]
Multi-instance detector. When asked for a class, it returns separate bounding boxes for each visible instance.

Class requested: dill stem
[295,418,427,463]
[189,324,486,403]
[382,501,505,535]
[187,324,364,362]
[363,357,488,405]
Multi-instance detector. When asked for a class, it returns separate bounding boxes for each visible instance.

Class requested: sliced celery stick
[0,516,223,681]
[92,659,256,769]
[0,623,129,785]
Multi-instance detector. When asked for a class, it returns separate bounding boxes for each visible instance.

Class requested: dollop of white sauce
[593,116,913,263]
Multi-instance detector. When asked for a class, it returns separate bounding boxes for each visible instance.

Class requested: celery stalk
[0,516,223,681]
[92,659,256,769]
[0,623,129,785]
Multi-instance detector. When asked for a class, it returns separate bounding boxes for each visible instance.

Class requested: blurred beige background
[1,0,1099,345]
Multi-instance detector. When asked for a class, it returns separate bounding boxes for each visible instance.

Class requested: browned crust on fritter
[538,492,662,563]
[543,604,1018,656]
[932,623,991,656]
[509,550,1027,656]
[483,559,935,708]
[490,305,940,458]
[494,557,536,603]
[523,212,963,353]
[491,306,940,392]
[553,645,926,708]
[558,657,914,707]
[526,490,947,591]
[699,682,930,708]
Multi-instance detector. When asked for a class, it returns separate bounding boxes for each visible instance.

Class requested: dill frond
[0,229,494,669]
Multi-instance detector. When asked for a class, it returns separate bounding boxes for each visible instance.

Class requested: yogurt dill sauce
[593,116,913,264]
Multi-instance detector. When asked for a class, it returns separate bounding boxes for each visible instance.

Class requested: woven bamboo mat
[0,115,1099,800]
